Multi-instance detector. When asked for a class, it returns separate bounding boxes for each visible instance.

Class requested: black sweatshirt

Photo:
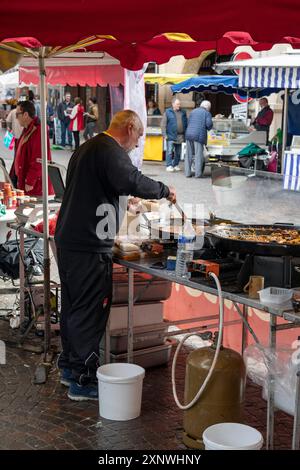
[55,133,170,252]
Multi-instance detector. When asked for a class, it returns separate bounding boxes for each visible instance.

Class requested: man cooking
[55,109,176,401]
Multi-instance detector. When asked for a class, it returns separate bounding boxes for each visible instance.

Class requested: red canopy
[1,0,300,44]
[1,1,300,69]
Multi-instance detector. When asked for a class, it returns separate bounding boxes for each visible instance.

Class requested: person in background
[57,93,74,148]
[69,97,84,150]
[55,110,176,401]
[252,97,274,144]
[161,97,187,172]
[83,97,98,140]
[46,102,55,142]
[147,100,161,116]
[185,100,213,178]
[6,105,23,141]
[6,104,24,187]
[11,100,53,196]
[28,90,41,121]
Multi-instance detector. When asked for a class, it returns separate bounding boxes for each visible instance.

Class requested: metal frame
[4,222,300,449]
[115,257,300,450]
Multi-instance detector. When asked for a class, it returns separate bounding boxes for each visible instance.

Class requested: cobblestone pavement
[0,320,295,450]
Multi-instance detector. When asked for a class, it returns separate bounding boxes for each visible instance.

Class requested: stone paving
[0,319,295,450]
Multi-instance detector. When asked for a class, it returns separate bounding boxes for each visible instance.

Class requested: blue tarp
[171,75,281,98]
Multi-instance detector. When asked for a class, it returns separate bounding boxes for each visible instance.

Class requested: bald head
[107,110,144,152]
[109,110,143,133]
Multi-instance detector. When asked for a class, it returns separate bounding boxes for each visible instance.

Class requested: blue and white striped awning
[239,67,300,89]
[283,151,300,191]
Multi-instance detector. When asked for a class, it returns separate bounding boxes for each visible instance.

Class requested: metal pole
[154,63,158,103]
[127,268,134,363]
[266,314,277,450]
[292,370,300,450]
[281,88,289,174]
[39,50,51,359]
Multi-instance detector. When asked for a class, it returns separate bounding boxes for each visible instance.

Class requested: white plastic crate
[258,287,293,306]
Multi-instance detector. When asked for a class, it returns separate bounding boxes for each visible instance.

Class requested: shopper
[161,97,187,172]
[69,97,84,149]
[11,100,53,196]
[57,93,74,148]
[185,100,213,178]
[83,97,98,140]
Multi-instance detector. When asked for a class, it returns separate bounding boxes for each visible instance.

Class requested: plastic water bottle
[175,219,196,279]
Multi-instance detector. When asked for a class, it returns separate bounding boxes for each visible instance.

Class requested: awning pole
[282,88,289,174]
[39,49,51,359]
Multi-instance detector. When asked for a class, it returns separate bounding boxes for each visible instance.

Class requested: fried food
[228,228,300,245]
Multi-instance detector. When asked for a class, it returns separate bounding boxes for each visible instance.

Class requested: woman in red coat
[69,97,84,150]
[13,100,54,197]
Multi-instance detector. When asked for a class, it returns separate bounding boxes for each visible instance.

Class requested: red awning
[19,65,124,86]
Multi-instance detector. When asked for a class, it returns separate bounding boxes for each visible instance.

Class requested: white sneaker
[173,166,181,171]
[166,166,174,172]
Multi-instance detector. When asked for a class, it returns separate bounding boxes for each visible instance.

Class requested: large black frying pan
[205,224,300,256]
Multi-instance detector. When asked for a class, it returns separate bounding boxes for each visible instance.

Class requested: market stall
[171,75,282,162]
[143,73,198,162]
[1,6,299,329]
[215,51,300,168]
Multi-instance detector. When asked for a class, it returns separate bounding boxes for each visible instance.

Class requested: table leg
[266,314,277,450]
[104,316,111,364]
[292,371,300,450]
[127,268,134,363]
[241,305,248,355]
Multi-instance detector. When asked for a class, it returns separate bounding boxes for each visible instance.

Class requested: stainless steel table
[115,256,300,450]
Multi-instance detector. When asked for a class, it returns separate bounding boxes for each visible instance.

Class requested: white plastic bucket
[97,363,145,421]
[203,423,263,450]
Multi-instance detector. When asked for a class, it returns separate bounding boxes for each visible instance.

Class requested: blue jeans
[60,120,73,147]
[166,141,182,167]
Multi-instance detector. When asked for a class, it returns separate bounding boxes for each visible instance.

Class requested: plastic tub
[97,363,145,421]
[258,287,293,306]
[203,423,263,450]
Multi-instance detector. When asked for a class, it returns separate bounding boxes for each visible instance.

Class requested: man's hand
[25,184,34,193]
[127,197,142,214]
[166,186,176,204]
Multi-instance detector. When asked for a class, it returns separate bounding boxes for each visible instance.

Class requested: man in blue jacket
[185,100,213,178]
[161,97,187,172]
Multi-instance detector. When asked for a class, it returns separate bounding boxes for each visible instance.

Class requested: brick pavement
[0,321,295,450]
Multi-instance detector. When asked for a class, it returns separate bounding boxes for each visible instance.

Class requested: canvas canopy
[170,74,281,97]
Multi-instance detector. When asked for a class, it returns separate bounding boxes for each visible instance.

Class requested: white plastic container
[212,175,248,206]
[97,363,145,421]
[203,423,263,450]
[258,287,293,306]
